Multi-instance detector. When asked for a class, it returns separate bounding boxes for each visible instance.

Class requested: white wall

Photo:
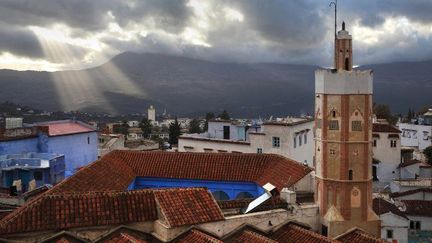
[380,213,409,243]
[373,132,401,183]
[178,137,251,153]
[398,123,432,150]
[249,121,314,166]
[407,216,432,231]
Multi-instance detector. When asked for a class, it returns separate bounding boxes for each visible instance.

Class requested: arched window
[212,190,230,201]
[236,192,254,199]
[332,110,336,117]
[348,170,353,180]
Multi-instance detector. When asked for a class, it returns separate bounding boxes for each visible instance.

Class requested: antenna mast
[329,0,337,68]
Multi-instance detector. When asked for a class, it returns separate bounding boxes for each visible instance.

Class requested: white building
[148,105,156,121]
[127,127,143,140]
[127,120,140,128]
[373,198,409,243]
[372,122,402,187]
[5,117,23,129]
[398,109,432,151]
[178,118,314,167]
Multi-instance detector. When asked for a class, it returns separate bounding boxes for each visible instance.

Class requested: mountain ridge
[0,52,430,117]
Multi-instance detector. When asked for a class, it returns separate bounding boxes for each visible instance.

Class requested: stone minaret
[314,23,380,238]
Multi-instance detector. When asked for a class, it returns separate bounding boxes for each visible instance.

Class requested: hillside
[0,52,430,117]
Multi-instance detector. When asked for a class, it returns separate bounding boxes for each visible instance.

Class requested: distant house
[0,152,65,192]
[373,198,409,243]
[398,108,432,151]
[178,118,314,167]
[0,120,97,177]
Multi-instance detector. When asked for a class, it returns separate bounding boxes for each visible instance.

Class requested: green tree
[425,146,432,165]
[168,117,182,145]
[188,118,202,134]
[140,118,153,138]
[374,103,397,125]
[204,112,215,132]
[218,110,230,120]
[117,120,129,136]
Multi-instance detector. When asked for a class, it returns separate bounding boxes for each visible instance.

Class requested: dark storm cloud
[0,0,431,68]
[0,25,43,59]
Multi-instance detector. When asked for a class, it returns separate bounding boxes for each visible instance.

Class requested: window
[257,148,263,154]
[330,149,336,155]
[87,136,90,144]
[410,221,421,230]
[33,171,43,181]
[372,166,378,181]
[304,133,307,144]
[373,140,377,147]
[293,137,296,148]
[212,191,230,201]
[386,230,393,239]
[272,137,280,148]
[348,170,353,180]
[390,140,397,148]
[223,126,230,139]
[299,135,302,146]
[332,110,337,118]
[352,121,362,131]
[329,120,339,130]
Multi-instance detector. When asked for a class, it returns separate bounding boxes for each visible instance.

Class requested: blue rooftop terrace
[128,177,265,201]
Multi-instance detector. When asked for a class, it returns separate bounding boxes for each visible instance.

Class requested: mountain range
[0,52,430,117]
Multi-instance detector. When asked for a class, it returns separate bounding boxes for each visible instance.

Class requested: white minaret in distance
[148,105,156,121]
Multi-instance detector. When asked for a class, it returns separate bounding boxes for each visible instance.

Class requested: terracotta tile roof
[230,230,276,243]
[217,197,287,212]
[390,188,432,198]
[0,190,158,235]
[52,151,311,194]
[336,228,385,243]
[154,188,224,227]
[35,120,95,137]
[176,229,222,243]
[372,123,401,133]
[39,231,89,243]
[402,200,432,217]
[271,222,338,243]
[398,159,423,168]
[372,198,408,219]
[93,226,156,243]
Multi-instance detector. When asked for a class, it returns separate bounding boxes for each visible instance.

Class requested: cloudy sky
[0,0,431,71]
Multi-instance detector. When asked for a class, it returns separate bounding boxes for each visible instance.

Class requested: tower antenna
[329,0,337,40]
[329,0,337,68]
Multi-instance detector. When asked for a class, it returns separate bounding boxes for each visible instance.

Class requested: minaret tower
[314,22,380,237]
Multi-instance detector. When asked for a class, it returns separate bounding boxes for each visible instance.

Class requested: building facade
[314,23,380,237]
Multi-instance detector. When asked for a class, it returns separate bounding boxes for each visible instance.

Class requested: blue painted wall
[0,132,97,177]
[0,138,39,155]
[129,177,265,200]
[44,132,98,176]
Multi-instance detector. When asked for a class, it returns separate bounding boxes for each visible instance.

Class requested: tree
[407,108,414,122]
[218,110,230,120]
[168,117,182,145]
[116,120,129,136]
[373,103,397,125]
[204,112,215,132]
[140,118,153,138]
[425,146,432,165]
[188,118,201,134]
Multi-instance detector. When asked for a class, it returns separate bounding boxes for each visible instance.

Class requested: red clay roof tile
[336,228,385,243]
[402,200,432,217]
[372,123,401,133]
[176,229,222,243]
[230,230,277,243]
[154,188,224,228]
[271,223,338,243]
[372,198,408,219]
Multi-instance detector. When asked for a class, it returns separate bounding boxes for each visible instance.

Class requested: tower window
[373,140,377,147]
[348,170,353,180]
[352,121,362,131]
[345,58,349,70]
[332,110,336,117]
[329,120,339,130]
